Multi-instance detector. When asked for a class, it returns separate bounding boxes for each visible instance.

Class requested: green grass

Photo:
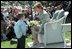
[1,32,71,48]
[1,34,32,48]
[1,40,17,48]
[65,32,71,40]
[25,34,32,48]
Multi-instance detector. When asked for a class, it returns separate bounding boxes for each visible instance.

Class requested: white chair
[56,11,64,20]
[51,10,64,21]
[51,11,59,20]
[38,11,69,48]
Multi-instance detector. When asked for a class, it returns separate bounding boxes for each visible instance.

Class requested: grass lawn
[65,32,71,40]
[1,32,71,48]
[1,34,32,48]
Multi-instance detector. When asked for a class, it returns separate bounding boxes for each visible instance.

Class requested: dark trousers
[17,36,25,48]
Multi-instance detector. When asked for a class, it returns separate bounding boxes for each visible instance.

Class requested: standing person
[14,12,27,48]
[46,6,52,18]
[33,2,50,43]
[1,13,7,40]
[63,1,71,23]
[33,2,50,34]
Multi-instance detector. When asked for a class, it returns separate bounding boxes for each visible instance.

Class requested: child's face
[22,15,25,20]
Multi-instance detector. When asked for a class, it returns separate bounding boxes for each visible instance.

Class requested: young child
[14,12,27,48]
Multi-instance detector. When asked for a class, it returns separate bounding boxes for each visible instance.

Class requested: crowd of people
[1,1,71,48]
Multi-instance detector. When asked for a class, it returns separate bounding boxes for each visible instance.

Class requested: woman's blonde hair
[33,2,43,9]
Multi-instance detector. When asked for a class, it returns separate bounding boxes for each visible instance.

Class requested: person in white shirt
[55,4,64,13]
[53,4,64,20]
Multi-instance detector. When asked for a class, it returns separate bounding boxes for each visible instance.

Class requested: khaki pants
[31,26,39,45]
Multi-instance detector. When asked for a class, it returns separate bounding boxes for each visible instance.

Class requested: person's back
[6,22,16,40]
[1,13,7,40]
[63,1,71,23]
[14,20,27,38]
